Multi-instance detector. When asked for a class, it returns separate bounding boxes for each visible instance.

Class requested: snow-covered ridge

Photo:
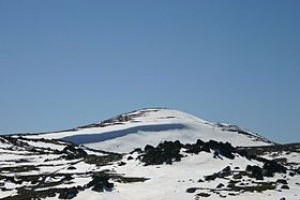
[25,108,273,153]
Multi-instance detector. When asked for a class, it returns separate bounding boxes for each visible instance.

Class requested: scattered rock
[205,166,232,181]
[118,161,127,166]
[92,182,104,192]
[223,166,231,172]
[233,173,242,179]
[281,185,290,190]
[87,174,114,192]
[139,141,182,165]
[58,187,78,199]
[127,156,134,160]
[62,146,87,160]
[289,171,295,177]
[262,160,286,177]
[67,166,76,170]
[246,165,263,180]
[276,179,288,185]
[186,187,197,193]
[197,192,211,197]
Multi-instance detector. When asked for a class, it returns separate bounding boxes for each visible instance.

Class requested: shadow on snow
[61,123,188,144]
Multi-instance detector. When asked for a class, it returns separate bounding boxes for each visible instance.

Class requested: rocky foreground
[1,135,300,200]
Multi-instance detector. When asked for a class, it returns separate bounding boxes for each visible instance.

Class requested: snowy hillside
[1,135,299,200]
[1,108,299,200]
[26,108,273,153]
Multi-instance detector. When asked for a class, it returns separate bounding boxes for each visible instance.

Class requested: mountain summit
[27,108,272,152]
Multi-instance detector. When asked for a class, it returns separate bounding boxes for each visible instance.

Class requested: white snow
[40,150,300,200]
[25,109,272,153]
[25,140,66,151]
[2,108,298,200]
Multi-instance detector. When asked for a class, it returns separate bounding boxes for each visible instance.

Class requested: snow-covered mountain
[1,108,299,200]
[26,108,272,153]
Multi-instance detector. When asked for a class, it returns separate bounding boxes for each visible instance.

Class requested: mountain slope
[26,108,272,153]
[1,135,299,200]
[1,109,300,200]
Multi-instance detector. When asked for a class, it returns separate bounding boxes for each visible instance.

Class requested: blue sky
[0,0,299,143]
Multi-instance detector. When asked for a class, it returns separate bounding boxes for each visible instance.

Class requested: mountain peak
[25,108,273,153]
[79,108,209,129]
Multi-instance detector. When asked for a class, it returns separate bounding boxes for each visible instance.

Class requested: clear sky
[0,0,299,143]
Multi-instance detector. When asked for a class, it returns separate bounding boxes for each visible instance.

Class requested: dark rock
[202,144,211,153]
[67,166,76,170]
[144,145,154,151]
[186,188,197,193]
[223,166,231,172]
[281,185,290,190]
[140,141,182,165]
[228,180,239,184]
[92,182,104,192]
[62,146,87,160]
[289,171,295,177]
[205,174,218,181]
[185,139,209,154]
[48,192,57,197]
[197,193,211,197]
[196,139,205,146]
[205,166,232,181]
[236,149,249,157]
[127,156,134,160]
[206,140,219,149]
[246,165,263,180]
[216,183,225,188]
[87,174,114,192]
[118,161,126,166]
[277,179,288,185]
[207,140,235,159]
[262,160,286,177]
[58,187,78,199]
[233,174,242,179]
[185,144,203,154]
